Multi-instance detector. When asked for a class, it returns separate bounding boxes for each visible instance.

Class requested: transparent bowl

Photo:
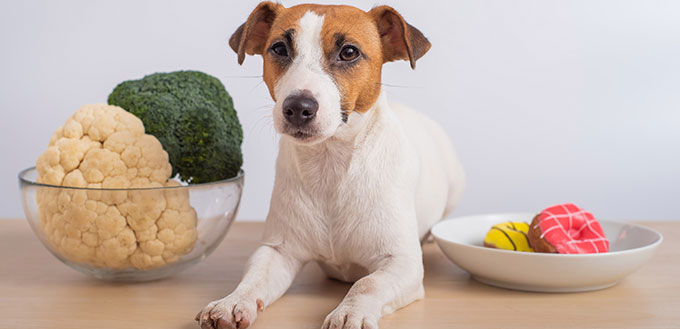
[18,167,243,282]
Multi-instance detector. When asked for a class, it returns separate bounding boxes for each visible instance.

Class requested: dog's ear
[230,1,284,65]
[369,6,431,69]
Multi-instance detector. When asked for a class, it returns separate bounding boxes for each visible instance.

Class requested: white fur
[197,10,465,329]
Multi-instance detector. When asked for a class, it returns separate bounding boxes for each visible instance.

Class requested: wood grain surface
[0,220,678,329]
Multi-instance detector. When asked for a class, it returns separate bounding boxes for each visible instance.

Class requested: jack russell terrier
[197,2,464,329]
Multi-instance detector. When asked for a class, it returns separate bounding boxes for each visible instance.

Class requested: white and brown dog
[197,2,464,329]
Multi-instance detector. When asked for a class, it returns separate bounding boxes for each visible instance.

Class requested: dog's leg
[321,255,424,329]
[196,245,302,329]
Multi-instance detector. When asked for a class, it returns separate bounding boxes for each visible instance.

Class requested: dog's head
[230,2,430,144]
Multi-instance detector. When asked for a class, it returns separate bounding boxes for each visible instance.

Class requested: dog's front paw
[195,293,264,329]
[321,304,379,329]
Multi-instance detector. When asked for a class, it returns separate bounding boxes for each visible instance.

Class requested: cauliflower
[35,104,198,270]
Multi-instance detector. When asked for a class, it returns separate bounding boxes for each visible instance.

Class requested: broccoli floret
[108,71,242,184]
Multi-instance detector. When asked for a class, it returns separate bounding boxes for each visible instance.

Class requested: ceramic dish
[431,213,662,292]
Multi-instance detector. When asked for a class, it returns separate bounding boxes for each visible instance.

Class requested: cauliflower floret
[128,180,197,269]
[36,104,198,270]
[36,147,66,186]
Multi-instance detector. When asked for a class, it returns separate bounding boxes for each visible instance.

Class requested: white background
[1,0,678,221]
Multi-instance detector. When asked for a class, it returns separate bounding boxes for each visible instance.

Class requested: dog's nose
[283,93,318,127]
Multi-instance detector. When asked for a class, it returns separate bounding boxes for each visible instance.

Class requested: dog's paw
[195,293,264,329]
[321,305,379,329]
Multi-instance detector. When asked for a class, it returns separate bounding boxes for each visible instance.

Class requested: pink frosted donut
[527,203,609,254]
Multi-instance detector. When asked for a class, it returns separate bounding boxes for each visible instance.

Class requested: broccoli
[108,70,242,184]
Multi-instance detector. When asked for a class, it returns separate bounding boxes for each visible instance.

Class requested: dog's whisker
[222,75,264,79]
[248,107,275,140]
[248,79,267,93]
[379,82,419,89]
[255,117,274,139]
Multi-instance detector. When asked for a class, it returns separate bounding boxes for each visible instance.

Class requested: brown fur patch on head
[316,5,384,114]
[272,4,385,114]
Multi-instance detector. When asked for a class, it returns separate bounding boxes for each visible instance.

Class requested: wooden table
[1,219,678,329]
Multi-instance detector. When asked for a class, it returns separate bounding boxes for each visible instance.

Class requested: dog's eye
[339,45,360,61]
[271,42,288,57]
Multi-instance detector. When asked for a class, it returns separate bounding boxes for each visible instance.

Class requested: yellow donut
[483,221,534,252]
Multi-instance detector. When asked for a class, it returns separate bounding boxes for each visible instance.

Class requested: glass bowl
[18,167,243,282]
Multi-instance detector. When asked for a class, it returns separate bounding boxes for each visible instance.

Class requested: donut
[527,203,609,254]
[483,221,534,252]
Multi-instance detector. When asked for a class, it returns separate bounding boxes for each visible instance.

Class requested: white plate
[431,213,663,293]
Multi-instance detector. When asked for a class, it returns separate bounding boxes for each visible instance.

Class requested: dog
[196,2,464,329]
